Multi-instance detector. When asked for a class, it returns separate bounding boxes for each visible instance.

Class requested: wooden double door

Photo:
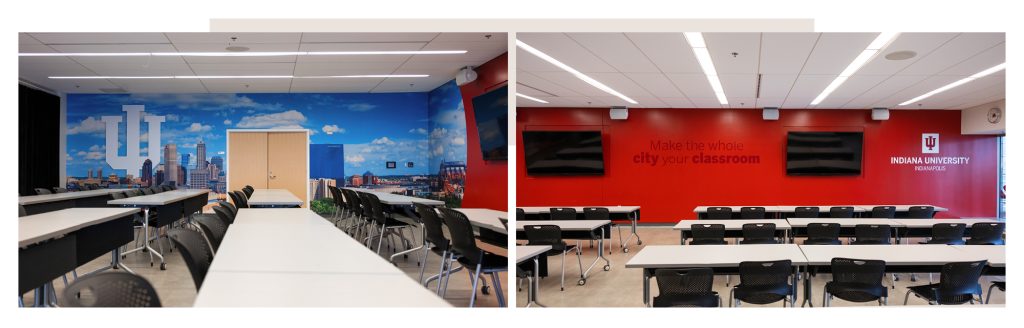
[227,130,308,207]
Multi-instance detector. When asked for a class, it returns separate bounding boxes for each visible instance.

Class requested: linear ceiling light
[810,32,900,106]
[49,75,429,79]
[20,50,467,57]
[898,63,1006,106]
[516,93,549,104]
[515,39,637,105]
[684,32,729,105]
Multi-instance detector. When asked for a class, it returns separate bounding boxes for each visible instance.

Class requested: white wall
[961,99,1005,135]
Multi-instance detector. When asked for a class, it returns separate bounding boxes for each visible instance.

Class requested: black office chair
[908,206,935,218]
[34,188,52,195]
[212,205,235,226]
[166,229,212,290]
[341,189,365,235]
[140,188,154,195]
[986,281,1005,304]
[516,208,526,221]
[851,224,891,245]
[653,268,720,307]
[920,223,966,245]
[53,187,68,193]
[439,207,507,307]
[18,205,27,217]
[730,260,794,307]
[549,207,577,220]
[217,201,237,217]
[194,214,227,252]
[230,191,249,209]
[870,206,896,218]
[829,207,855,218]
[740,207,766,220]
[740,223,778,244]
[414,203,453,288]
[365,193,413,255]
[524,224,582,291]
[242,187,254,198]
[794,207,820,218]
[150,187,163,194]
[690,224,727,245]
[904,260,987,305]
[966,222,1005,245]
[583,207,612,252]
[706,207,732,220]
[61,272,161,307]
[804,223,842,245]
[823,258,888,306]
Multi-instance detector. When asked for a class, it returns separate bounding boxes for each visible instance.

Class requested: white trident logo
[101,105,165,176]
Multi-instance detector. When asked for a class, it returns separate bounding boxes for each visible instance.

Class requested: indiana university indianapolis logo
[921,133,939,154]
[101,105,165,176]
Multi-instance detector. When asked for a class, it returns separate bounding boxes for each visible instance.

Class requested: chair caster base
[578,279,587,286]
[604,265,611,271]
[481,286,490,295]
[160,263,166,270]
[623,248,630,253]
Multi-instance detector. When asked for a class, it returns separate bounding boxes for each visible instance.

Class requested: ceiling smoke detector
[885,50,917,61]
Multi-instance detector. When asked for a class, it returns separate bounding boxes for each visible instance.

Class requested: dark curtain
[19,84,60,196]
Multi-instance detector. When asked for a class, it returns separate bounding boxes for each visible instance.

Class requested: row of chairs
[705,206,935,219]
[689,222,1006,245]
[31,183,167,196]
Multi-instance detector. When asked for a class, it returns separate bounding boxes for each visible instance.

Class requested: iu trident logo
[101,105,165,177]
[922,133,939,154]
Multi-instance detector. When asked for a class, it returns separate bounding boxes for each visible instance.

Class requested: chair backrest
[363,193,386,224]
[830,257,886,286]
[414,203,448,249]
[61,271,161,307]
[231,191,249,208]
[549,207,577,220]
[245,185,254,191]
[194,214,227,251]
[438,207,485,264]
[931,223,966,242]
[242,187,254,198]
[967,222,1005,245]
[583,207,610,220]
[740,207,766,220]
[342,189,362,216]
[794,206,820,218]
[216,201,237,218]
[853,224,891,244]
[18,205,27,217]
[34,188,52,195]
[149,187,162,194]
[870,206,896,218]
[738,260,792,288]
[54,187,68,193]
[212,205,235,226]
[690,224,726,244]
[140,188,154,195]
[935,260,987,304]
[741,223,777,243]
[166,229,212,290]
[524,224,564,247]
[110,191,126,200]
[908,206,935,218]
[829,206,855,218]
[516,208,525,221]
[357,192,374,218]
[706,207,733,220]
[806,223,841,241]
[654,268,716,305]
[328,186,345,208]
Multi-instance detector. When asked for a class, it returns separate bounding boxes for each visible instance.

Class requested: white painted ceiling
[517,32,1005,109]
[19,32,507,94]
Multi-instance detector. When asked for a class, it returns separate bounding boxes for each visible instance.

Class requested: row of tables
[517,206,642,252]
[675,217,1004,244]
[693,204,949,219]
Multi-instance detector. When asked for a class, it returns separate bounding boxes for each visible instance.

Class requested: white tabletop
[625,244,808,268]
[194,271,451,307]
[456,208,507,233]
[950,245,1005,267]
[693,206,781,213]
[516,220,611,232]
[786,218,903,228]
[517,245,552,264]
[674,219,791,230]
[343,187,444,206]
[892,218,1003,228]
[774,205,866,212]
[107,189,210,206]
[798,245,983,266]
[19,208,140,247]
[853,205,949,212]
[233,208,332,226]
[517,206,640,214]
[19,189,130,205]
[247,189,303,206]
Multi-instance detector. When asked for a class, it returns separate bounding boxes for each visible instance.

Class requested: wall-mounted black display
[522,130,605,175]
[471,85,508,160]
[786,132,863,176]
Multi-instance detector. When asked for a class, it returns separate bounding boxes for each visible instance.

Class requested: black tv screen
[471,85,508,160]
[786,132,863,176]
[522,131,605,175]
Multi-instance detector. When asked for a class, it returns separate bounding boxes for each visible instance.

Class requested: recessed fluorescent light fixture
[810,32,900,106]
[898,63,1005,106]
[684,32,728,105]
[21,50,467,57]
[516,40,637,105]
[49,75,429,79]
[516,93,549,104]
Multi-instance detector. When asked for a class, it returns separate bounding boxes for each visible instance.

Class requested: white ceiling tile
[587,72,655,100]
[188,62,295,76]
[625,73,685,98]
[48,43,179,53]
[109,79,207,94]
[300,33,439,43]
[857,33,957,75]
[288,78,381,93]
[432,33,506,43]
[531,71,608,97]
[78,61,195,76]
[880,75,971,108]
[371,75,453,93]
[755,98,786,108]
[759,33,819,74]
[516,84,549,97]
[165,33,301,44]
[626,33,702,74]
[705,33,761,75]
[689,98,725,108]
[517,33,617,72]
[201,78,293,93]
[666,74,716,99]
[19,33,43,45]
[936,42,1005,76]
[620,96,668,108]
[899,33,1005,76]
[299,42,425,52]
[728,98,758,108]
[845,75,930,108]
[719,74,758,99]
[757,74,798,99]
[784,75,836,108]
[29,33,170,44]
[18,44,57,55]
[516,50,562,72]
[568,33,660,73]
[800,33,876,75]
[827,74,892,100]
[417,41,505,62]
[659,97,697,108]
[516,71,585,98]
[41,79,124,94]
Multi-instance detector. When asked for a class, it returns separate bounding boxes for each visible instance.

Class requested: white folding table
[19,188,131,215]
[246,189,303,207]
[108,189,210,269]
[518,206,641,252]
[516,220,612,285]
[516,245,552,307]
[673,219,791,244]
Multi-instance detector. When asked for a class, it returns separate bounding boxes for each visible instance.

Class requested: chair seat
[826,282,887,302]
[850,240,889,245]
[457,252,508,272]
[992,281,1005,291]
[690,239,728,245]
[734,284,791,304]
[907,283,981,305]
[653,292,719,307]
[919,239,965,245]
[803,239,842,245]
[739,239,779,245]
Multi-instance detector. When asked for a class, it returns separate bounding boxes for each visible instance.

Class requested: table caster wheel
[578,279,587,286]
[481,286,490,295]
[638,240,643,245]
[160,263,166,270]
[150,262,154,267]
[623,248,630,253]
[604,265,611,271]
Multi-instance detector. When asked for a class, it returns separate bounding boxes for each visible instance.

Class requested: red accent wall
[460,53,508,210]
[516,108,998,222]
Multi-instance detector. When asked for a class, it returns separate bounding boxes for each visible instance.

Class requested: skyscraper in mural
[181,153,191,171]
[141,159,153,187]
[164,144,178,186]
[310,144,345,182]
[196,139,207,169]
[211,156,223,171]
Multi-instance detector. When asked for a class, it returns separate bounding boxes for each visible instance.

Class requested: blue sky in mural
[427,80,468,171]
[66,92,431,179]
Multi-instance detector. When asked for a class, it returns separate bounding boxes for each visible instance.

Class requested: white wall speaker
[762,107,779,121]
[872,108,890,121]
[454,66,477,86]
[610,106,629,120]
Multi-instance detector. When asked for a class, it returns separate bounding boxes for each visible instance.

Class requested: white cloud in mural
[346,103,377,112]
[322,124,345,135]
[223,119,232,125]
[451,137,465,145]
[432,144,444,156]
[89,145,104,152]
[429,127,448,139]
[78,150,103,160]
[67,117,106,135]
[187,123,212,132]
[127,94,284,112]
[165,114,180,122]
[409,128,427,135]
[345,154,366,166]
[236,110,307,128]
[217,151,225,155]
[371,137,396,145]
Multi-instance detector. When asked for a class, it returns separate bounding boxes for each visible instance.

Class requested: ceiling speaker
[762,107,779,121]
[610,106,628,120]
[455,66,477,86]
[872,108,890,121]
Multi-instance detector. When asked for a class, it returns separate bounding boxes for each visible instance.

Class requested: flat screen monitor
[522,130,605,175]
[471,85,508,160]
[786,131,863,176]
